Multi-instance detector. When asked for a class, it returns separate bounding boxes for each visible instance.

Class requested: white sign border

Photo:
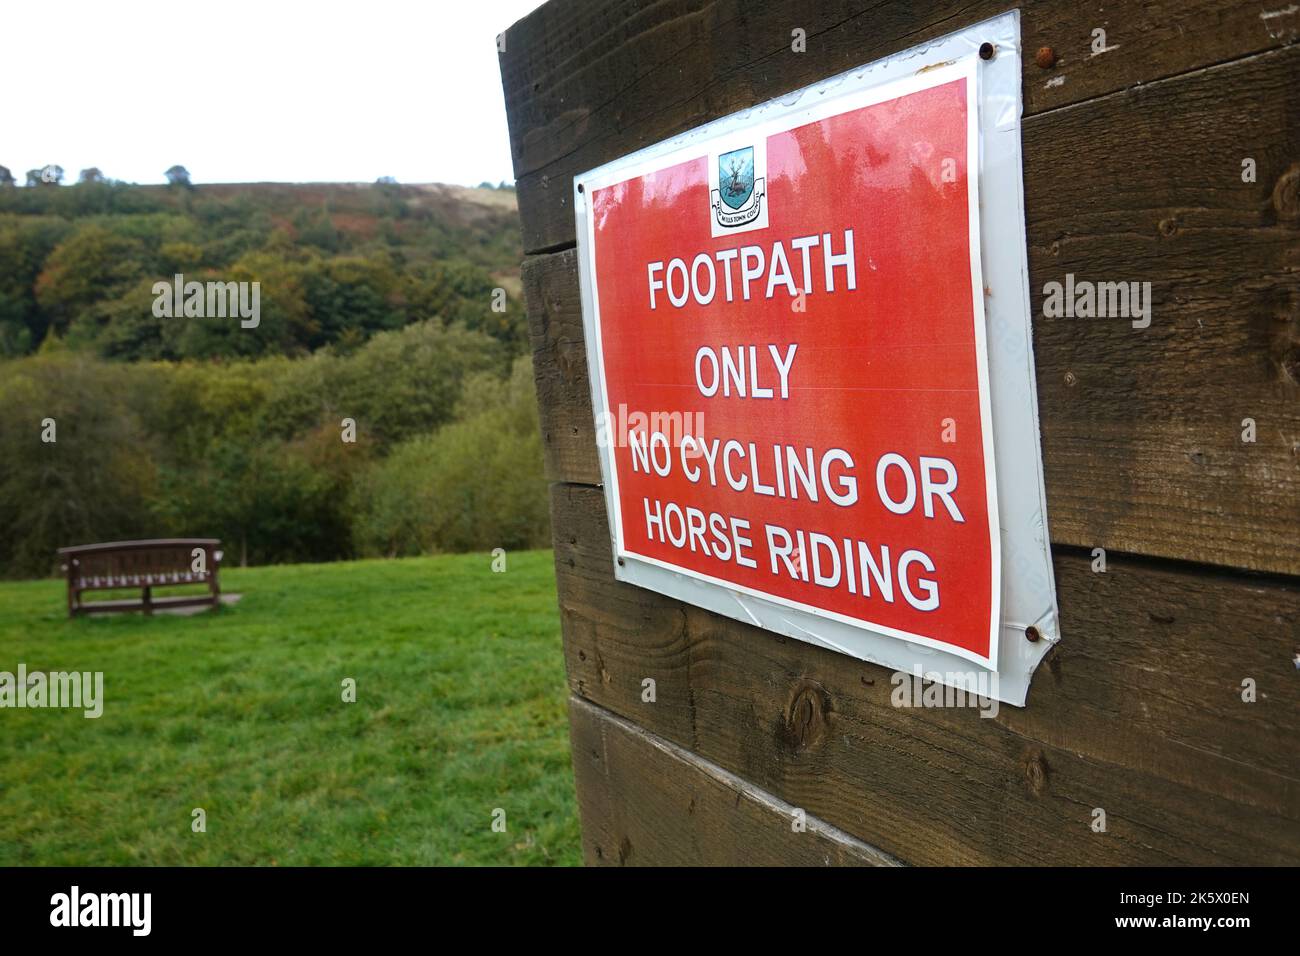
[572,10,1060,706]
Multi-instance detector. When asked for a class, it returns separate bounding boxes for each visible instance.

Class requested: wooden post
[64,558,77,618]
[208,546,221,611]
[501,0,1300,865]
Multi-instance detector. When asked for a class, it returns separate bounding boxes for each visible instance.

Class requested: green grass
[0,551,580,865]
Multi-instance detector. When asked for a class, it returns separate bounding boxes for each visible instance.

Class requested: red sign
[583,67,1000,664]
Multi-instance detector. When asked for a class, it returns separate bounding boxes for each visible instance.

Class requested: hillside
[0,180,546,578]
[0,180,525,360]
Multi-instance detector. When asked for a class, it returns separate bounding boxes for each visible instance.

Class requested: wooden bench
[58,539,223,617]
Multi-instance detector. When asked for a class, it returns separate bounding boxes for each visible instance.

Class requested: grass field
[0,551,580,865]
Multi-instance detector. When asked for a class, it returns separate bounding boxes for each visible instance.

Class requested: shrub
[352,357,548,557]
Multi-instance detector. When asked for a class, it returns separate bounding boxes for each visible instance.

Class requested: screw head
[1035,46,1058,69]
[1025,625,1042,643]
[979,42,995,61]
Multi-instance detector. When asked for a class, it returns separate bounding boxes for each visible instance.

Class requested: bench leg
[66,563,77,619]
[209,548,221,611]
[142,584,152,616]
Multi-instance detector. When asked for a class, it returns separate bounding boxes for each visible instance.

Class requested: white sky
[2,0,547,186]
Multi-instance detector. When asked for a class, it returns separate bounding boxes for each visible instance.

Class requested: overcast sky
[3,0,546,186]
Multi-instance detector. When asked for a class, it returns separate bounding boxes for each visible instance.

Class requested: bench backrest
[59,539,221,585]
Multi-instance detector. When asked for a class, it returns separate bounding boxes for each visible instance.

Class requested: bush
[0,354,158,576]
[0,340,544,578]
[352,357,548,557]
[320,320,505,446]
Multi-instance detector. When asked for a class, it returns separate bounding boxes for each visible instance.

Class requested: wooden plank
[551,482,1300,866]
[521,250,598,486]
[502,0,1300,252]
[568,695,900,866]
[1022,46,1300,576]
[521,46,1300,574]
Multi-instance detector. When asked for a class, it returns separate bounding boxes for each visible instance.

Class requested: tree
[78,167,106,184]
[71,278,169,360]
[0,166,14,188]
[0,215,74,349]
[0,355,158,576]
[351,356,547,556]
[324,320,504,446]
[155,430,353,567]
[300,254,403,347]
[26,165,63,186]
[33,224,146,333]
[0,290,31,355]
[165,165,192,187]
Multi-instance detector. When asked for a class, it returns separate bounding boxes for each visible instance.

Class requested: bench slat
[62,539,222,617]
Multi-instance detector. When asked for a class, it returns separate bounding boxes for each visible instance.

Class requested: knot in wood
[556,343,575,380]
[1023,749,1050,797]
[1273,163,1300,222]
[1281,344,1300,386]
[780,680,831,753]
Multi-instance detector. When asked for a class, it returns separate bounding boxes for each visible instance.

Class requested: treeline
[0,322,548,578]
[0,179,527,359]
[0,178,548,578]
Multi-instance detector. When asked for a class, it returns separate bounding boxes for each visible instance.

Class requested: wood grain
[521,250,598,486]
[505,0,1300,868]
[521,45,1300,575]
[552,482,1300,866]
[501,0,1300,252]
[1022,46,1300,575]
[569,695,901,866]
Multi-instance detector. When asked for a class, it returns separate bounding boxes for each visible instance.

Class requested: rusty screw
[979,42,995,61]
[1025,625,1042,643]
[1035,46,1057,69]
